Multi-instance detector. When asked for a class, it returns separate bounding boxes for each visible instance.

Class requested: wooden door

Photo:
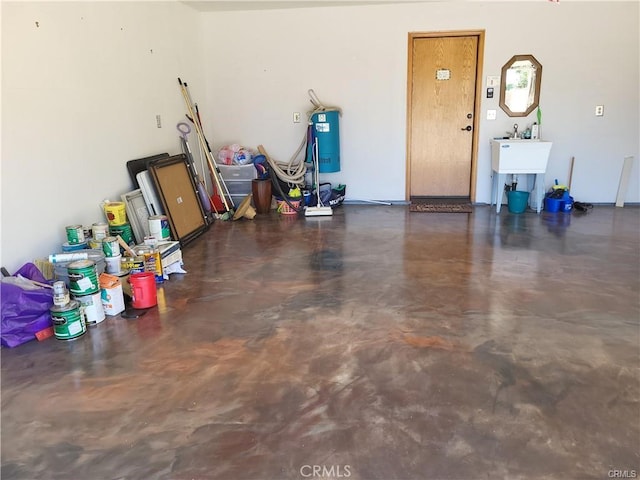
[407,33,483,199]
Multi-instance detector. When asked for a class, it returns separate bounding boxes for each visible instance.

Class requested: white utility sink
[490,139,553,214]
[491,139,553,173]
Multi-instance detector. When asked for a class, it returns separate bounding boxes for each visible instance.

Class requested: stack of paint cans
[63,224,88,251]
[104,201,135,247]
[50,279,86,341]
[51,249,106,288]
[102,236,122,275]
[67,259,105,328]
[88,222,109,250]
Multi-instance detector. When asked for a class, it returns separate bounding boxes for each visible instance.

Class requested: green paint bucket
[507,191,529,214]
[102,236,120,257]
[67,259,98,296]
[109,223,134,246]
[65,225,85,244]
[51,301,86,340]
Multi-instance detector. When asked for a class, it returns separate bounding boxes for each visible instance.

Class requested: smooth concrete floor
[2,205,639,480]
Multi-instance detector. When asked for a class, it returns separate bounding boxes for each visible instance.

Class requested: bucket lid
[67,259,96,269]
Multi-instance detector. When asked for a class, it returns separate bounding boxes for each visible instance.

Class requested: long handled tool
[181,79,235,207]
[177,78,234,214]
[305,137,332,217]
[177,122,215,217]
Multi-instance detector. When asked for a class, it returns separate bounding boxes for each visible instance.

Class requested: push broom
[305,137,332,217]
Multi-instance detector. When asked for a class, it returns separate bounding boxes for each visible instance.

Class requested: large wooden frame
[148,154,208,246]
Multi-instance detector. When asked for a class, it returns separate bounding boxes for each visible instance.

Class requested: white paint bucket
[75,292,106,326]
[99,273,125,316]
[148,215,170,241]
[92,222,109,240]
[105,254,122,275]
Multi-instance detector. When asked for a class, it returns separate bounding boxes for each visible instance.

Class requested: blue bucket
[507,191,529,214]
[545,197,562,213]
[561,196,574,213]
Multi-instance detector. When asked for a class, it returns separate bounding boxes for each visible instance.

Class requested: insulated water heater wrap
[311,111,340,173]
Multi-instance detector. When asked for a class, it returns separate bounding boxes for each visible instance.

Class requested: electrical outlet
[293,112,301,123]
[487,109,497,120]
[156,115,162,128]
[595,105,604,116]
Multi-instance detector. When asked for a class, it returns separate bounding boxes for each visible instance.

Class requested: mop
[305,137,333,217]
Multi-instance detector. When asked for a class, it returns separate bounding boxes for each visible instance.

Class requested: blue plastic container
[507,191,529,214]
[310,110,340,173]
[545,197,562,213]
[562,195,574,213]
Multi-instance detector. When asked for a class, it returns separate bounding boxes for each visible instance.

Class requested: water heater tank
[311,110,340,173]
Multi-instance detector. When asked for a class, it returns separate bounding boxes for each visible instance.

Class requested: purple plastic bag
[1,263,54,348]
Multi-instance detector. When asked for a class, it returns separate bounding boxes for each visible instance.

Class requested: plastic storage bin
[216,163,257,205]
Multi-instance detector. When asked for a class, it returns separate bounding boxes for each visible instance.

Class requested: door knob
[461,125,472,131]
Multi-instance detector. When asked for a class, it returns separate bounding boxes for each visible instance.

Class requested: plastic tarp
[1,263,53,348]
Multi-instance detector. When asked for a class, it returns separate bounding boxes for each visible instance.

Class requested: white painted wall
[1,1,204,273]
[1,1,638,273]
[200,1,639,204]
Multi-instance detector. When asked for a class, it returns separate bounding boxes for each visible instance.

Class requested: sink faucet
[512,123,519,139]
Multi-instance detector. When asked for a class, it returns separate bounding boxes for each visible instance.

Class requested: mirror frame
[499,54,542,117]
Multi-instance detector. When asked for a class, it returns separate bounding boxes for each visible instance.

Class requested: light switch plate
[487,109,497,120]
[487,76,500,87]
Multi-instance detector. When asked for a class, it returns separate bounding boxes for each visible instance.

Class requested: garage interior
[1,1,639,479]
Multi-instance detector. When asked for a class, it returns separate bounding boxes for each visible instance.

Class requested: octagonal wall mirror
[499,54,542,117]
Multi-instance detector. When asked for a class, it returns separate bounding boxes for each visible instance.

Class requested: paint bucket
[92,222,109,240]
[88,238,103,250]
[545,196,562,213]
[67,259,99,296]
[105,254,122,275]
[109,224,134,246]
[102,236,120,257]
[561,195,574,213]
[507,191,529,214]
[50,300,86,340]
[99,274,125,316]
[143,249,163,283]
[62,241,88,252]
[148,215,171,241]
[103,202,127,226]
[65,225,85,245]
[74,292,105,326]
[129,272,157,309]
[53,250,105,288]
[122,255,145,274]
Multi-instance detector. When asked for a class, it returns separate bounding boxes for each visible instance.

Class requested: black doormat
[409,201,473,213]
